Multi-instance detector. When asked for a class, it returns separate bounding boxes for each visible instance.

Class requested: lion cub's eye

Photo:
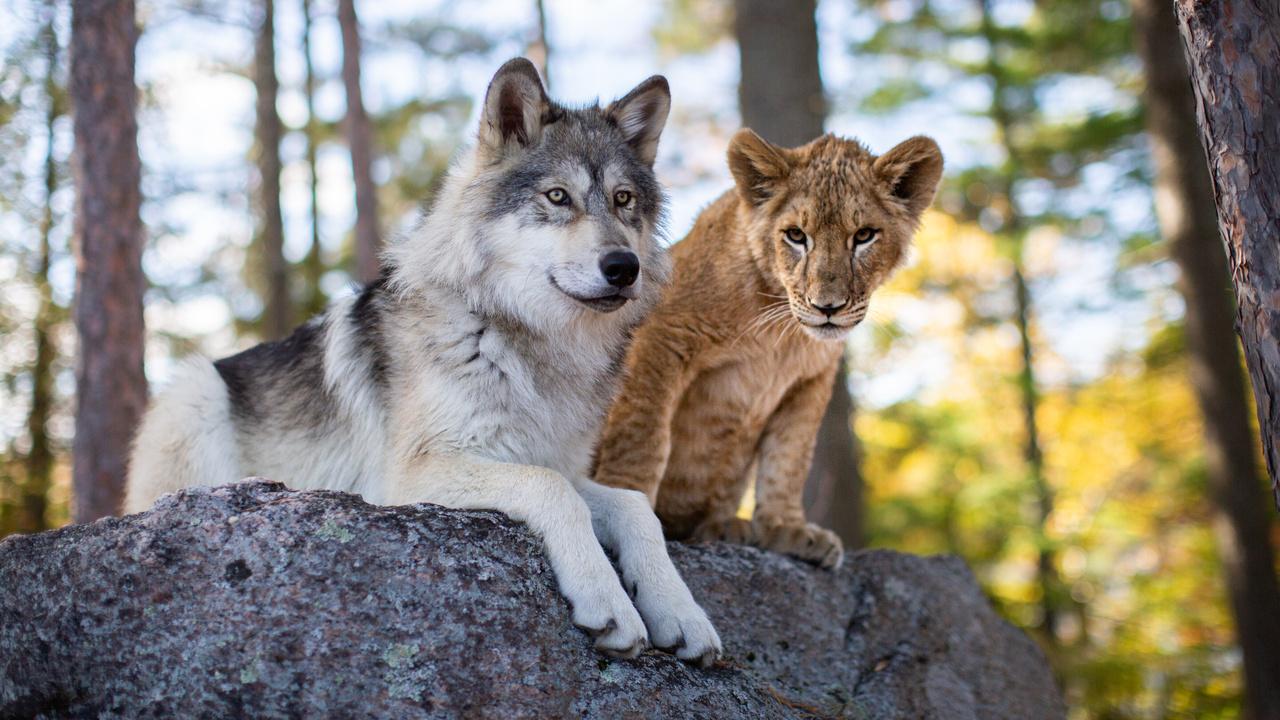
[784,227,808,247]
[613,190,634,207]
[546,188,570,206]
[853,227,879,245]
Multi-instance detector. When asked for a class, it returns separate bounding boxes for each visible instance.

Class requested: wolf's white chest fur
[373,284,620,489]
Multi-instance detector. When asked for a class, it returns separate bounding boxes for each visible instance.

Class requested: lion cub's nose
[808,297,849,316]
[600,251,640,288]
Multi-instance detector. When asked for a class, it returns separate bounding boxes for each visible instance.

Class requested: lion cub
[594,129,942,567]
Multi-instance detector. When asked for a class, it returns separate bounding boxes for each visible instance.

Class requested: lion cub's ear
[873,136,944,218]
[478,58,551,160]
[607,76,672,167]
[727,129,792,206]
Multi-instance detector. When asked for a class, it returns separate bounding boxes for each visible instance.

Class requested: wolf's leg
[573,478,722,666]
[751,368,844,569]
[125,359,243,514]
[388,454,648,658]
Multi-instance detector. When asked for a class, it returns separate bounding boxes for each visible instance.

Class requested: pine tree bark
[1139,1,1280,716]
[69,0,147,523]
[1174,1,1280,514]
[21,7,61,534]
[734,0,862,548]
[339,0,380,284]
[253,0,289,340]
[301,0,325,319]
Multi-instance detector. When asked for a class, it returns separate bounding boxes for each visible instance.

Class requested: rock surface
[0,480,1064,719]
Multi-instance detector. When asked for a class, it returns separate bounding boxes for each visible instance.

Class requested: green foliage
[652,0,731,56]
[859,78,931,114]
[0,1,72,537]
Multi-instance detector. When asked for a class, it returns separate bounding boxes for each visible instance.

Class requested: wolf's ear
[606,76,671,166]
[479,58,550,158]
[727,128,792,206]
[873,136,943,217]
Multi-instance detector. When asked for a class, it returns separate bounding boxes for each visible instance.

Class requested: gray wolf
[125,58,721,664]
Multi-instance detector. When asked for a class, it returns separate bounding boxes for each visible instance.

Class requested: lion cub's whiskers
[732,300,792,346]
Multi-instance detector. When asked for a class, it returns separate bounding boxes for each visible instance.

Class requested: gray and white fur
[126,58,721,664]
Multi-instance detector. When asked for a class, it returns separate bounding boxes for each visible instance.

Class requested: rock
[0,480,1064,719]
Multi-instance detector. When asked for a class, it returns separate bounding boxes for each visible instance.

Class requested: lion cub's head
[728,130,943,341]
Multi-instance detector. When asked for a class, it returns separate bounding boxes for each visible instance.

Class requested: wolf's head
[395,58,672,331]
[728,130,943,341]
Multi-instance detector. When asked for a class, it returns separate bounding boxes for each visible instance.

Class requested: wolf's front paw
[755,521,844,568]
[691,516,757,545]
[568,582,649,659]
[636,590,722,667]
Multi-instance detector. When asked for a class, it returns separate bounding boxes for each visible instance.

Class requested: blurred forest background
[1,0,1277,718]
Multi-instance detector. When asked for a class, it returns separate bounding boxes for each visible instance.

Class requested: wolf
[125,58,722,665]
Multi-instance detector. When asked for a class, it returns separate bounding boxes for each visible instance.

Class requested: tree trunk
[21,6,61,534]
[301,0,325,320]
[70,0,147,523]
[977,0,1066,648]
[734,0,861,548]
[1139,1,1280,716]
[733,0,824,147]
[802,358,864,547]
[1013,261,1060,640]
[1174,0,1280,514]
[338,0,380,284]
[253,0,289,340]
[529,0,552,91]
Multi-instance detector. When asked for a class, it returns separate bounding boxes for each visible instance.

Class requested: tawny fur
[594,130,943,568]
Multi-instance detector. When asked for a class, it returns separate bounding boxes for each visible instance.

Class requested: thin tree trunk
[734,0,862,548]
[70,0,147,523]
[253,0,289,339]
[301,0,325,319]
[1175,1,1280,514]
[1014,261,1059,638]
[338,0,380,284]
[1139,2,1280,716]
[978,0,1064,647]
[529,0,552,91]
[803,358,864,546]
[21,5,61,534]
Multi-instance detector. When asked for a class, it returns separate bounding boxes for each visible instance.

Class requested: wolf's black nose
[600,251,640,288]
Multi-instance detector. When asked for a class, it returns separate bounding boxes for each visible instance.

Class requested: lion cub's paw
[755,521,844,569]
[691,517,757,545]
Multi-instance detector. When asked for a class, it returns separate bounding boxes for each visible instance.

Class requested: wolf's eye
[546,188,570,206]
[784,227,808,247]
[854,227,879,245]
[614,190,633,207]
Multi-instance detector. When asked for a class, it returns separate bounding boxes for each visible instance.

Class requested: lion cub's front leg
[709,369,845,569]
